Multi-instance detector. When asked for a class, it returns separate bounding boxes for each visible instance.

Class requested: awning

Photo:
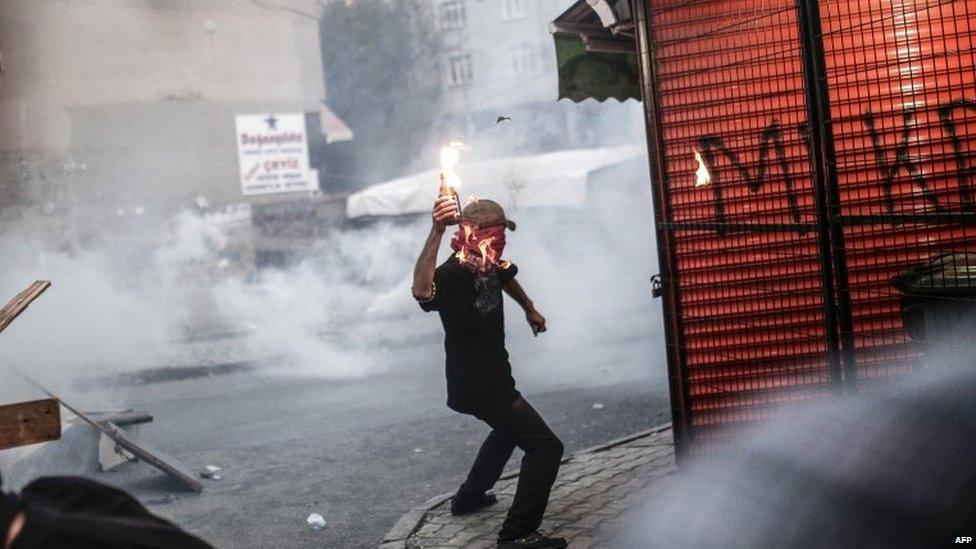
[346,145,646,219]
[550,0,640,102]
[318,102,353,144]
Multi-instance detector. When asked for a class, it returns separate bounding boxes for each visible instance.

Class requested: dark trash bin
[893,253,976,361]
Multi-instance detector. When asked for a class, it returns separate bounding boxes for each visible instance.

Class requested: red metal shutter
[642,0,976,455]
[647,0,834,452]
[819,0,976,382]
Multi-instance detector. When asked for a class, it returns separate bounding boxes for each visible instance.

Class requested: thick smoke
[613,350,976,549]
[0,212,406,386]
[0,144,663,393]
[0,0,664,403]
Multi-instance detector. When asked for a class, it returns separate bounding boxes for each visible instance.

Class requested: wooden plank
[0,280,51,336]
[6,368,201,492]
[103,421,203,492]
[0,398,62,450]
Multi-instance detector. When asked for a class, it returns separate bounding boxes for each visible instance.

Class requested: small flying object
[496,115,512,124]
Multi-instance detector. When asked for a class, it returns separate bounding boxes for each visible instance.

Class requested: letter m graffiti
[697,119,804,235]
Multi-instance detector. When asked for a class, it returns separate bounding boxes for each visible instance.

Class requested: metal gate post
[633,0,693,460]
[795,0,859,389]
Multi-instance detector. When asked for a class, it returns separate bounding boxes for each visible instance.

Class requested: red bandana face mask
[449,223,510,273]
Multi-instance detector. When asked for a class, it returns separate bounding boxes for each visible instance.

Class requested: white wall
[0,0,326,213]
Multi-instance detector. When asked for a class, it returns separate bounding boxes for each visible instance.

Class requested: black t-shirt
[418,257,521,415]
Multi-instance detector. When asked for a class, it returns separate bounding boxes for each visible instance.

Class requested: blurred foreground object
[616,364,976,548]
[3,477,212,548]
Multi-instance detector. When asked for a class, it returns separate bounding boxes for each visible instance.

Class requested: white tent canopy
[345,145,646,219]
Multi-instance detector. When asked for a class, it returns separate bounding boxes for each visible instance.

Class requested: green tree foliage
[320,0,442,190]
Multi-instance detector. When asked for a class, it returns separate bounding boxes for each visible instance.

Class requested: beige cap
[460,199,516,231]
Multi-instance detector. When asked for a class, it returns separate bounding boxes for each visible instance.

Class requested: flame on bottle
[694,149,711,188]
[440,141,465,190]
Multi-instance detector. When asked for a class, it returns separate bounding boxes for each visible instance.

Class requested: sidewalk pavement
[381,424,676,549]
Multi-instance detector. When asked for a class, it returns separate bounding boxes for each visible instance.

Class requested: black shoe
[450,492,498,516]
[497,531,568,548]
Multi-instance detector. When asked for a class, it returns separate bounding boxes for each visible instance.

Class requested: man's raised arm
[412,196,457,300]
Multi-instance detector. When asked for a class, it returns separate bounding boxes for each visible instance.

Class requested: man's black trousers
[455,396,564,541]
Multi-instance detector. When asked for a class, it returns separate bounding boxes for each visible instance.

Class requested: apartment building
[0,0,342,233]
[431,0,632,152]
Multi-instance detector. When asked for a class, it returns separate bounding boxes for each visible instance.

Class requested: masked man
[412,195,567,549]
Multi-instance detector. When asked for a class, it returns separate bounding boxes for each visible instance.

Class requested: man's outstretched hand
[527,309,547,336]
[432,195,459,231]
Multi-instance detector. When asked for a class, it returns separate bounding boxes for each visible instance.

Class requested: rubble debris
[102,421,203,492]
[11,368,203,493]
[200,465,222,480]
[306,513,326,531]
[87,410,154,472]
[592,403,605,410]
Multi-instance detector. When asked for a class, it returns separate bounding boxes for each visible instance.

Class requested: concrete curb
[378,422,672,548]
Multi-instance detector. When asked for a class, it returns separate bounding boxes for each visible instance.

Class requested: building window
[439,0,466,29]
[510,44,537,75]
[447,54,473,86]
[502,0,528,20]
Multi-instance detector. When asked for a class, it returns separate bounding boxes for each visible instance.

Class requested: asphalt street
[4,316,669,548]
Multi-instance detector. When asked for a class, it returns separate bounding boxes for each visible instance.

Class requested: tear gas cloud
[0,0,663,400]
[612,349,976,549]
[0,141,664,394]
